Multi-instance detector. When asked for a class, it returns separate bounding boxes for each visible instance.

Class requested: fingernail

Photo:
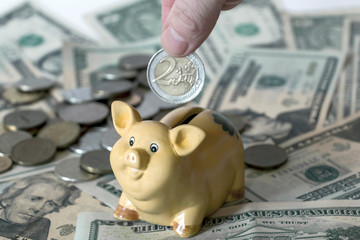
[162,26,188,56]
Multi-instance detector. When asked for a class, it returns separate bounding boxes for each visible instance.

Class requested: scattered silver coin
[106,115,113,127]
[16,77,56,92]
[136,69,149,88]
[80,149,112,174]
[69,127,107,154]
[58,102,109,126]
[0,98,8,110]
[37,121,81,149]
[3,110,48,132]
[55,157,99,182]
[96,65,137,80]
[46,117,63,125]
[92,79,134,99]
[11,138,57,166]
[147,49,205,104]
[2,87,44,105]
[121,90,143,107]
[0,155,13,173]
[221,111,249,133]
[136,91,178,119]
[119,53,152,71]
[62,87,94,104]
[0,131,32,156]
[108,90,143,108]
[244,144,288,169]
[101,127,120,151]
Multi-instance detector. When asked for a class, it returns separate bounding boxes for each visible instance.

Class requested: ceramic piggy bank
[110,101,244,237]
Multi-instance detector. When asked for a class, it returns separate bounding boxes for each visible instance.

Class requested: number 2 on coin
[153,56,176,83]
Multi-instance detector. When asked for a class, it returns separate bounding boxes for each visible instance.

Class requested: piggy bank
[110,101,244,237]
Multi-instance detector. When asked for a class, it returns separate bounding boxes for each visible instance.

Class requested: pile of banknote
[1,0,360,239]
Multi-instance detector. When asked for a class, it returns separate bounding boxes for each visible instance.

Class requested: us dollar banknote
[198,0,286,79]
[354,36,360,113]
[282,10,360,121]
[0,54,42,86]
[74,200,360,240]
[283,9,360,51]
[0,171,112,240]
[84,0,284,80]
[75,174,249,211]
[197,48,343,145]
[85,0,161,45]
[245,111,360,202]
[75,174,122,210]
[342,17,360,118]
[62,41,160,89]
[0,1,94,79]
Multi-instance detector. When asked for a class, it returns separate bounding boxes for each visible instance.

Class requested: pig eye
[129,137,135,146]
[150,143,158,153]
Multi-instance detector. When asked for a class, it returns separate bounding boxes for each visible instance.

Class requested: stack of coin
[0,52,183,179]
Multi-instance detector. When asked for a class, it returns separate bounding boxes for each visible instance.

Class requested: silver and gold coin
[2,87,44,105]
[244,144,288,169]
[58,102,109,126]
[120,53,152,71]
[69,127,107,154]
[11,138,57,166]
[16,77,56,92]
[147,49,205,104]
[0,131,32,156]
[0,155,13,173]
[3,110,48,132]
[101,127,120,151]
[80,149,112,174]
[55,157,99,182]
[37,121,81,149]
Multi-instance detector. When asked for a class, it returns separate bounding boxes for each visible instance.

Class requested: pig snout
[124,148,149,179]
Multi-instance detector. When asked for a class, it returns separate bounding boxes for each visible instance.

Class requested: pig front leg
[113,193,140,221]
[172,207,204,238]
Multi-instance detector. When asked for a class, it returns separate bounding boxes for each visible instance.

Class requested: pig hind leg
[225,168,244,202]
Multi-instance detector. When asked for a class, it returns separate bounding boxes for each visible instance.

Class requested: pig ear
[111,101,142,136]
[169,125,205,157]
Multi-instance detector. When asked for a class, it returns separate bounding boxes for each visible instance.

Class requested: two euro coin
[147,49,205,104]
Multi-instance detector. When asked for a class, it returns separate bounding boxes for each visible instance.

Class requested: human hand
[161,0,242,57]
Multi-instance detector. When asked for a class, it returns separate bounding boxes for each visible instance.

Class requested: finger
[222,0,242,10]
[162,0,175,27]
[161,0,224,57]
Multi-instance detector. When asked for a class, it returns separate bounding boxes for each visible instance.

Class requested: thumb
[161,0,224,57]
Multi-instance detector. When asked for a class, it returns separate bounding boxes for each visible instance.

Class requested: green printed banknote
[62,41,161,89]
[0,1,94,81]
[85,0,162,44]
[198,48,343,145]
[74,201,360,240]
[246,111,360,201]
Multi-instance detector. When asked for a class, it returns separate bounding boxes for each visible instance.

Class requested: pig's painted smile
[127,166,143,179]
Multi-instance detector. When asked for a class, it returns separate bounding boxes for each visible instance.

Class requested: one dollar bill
[0,1,94,79]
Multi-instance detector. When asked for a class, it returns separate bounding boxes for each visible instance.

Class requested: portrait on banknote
[0,172,80,240]
[233,108,313,144]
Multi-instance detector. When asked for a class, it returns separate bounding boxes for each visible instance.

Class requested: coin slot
[174,109,204,127]
[180,114,198,125]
